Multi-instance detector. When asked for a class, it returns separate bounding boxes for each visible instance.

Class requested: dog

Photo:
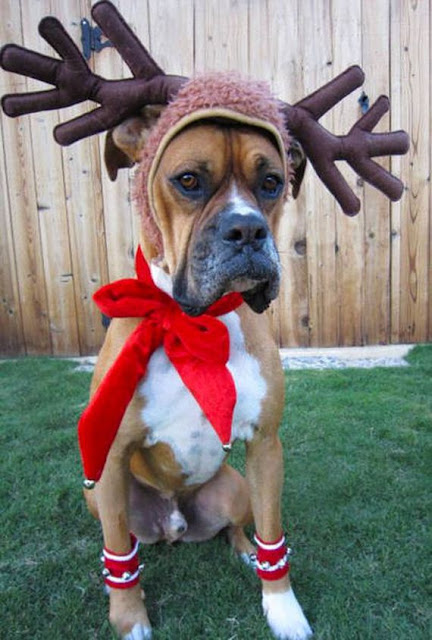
[0,3,409,636]
[82,73,312,640]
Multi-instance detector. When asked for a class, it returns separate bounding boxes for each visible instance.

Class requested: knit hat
[134,72,292,256]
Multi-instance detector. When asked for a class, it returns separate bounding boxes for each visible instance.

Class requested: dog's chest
[138,311,266,485]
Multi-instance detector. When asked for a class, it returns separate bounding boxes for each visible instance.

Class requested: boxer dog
[82,74,312,640]
[0,3,408,638]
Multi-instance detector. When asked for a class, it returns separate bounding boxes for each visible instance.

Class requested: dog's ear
[289,138,307,199]
[104,105,165,181]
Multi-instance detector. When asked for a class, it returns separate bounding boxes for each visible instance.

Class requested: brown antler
[282,66,410,215]
[0,0,186,145]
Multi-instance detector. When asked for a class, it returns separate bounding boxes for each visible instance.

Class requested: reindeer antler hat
[1,0,409,221]
[134,72,293,255]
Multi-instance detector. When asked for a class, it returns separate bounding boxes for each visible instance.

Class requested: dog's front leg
[93,445,152,640]
[246,433,313,640]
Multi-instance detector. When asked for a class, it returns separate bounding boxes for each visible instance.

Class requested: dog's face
[151,121,286,316]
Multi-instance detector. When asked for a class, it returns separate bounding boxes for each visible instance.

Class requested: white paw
[123,623,153,640]
[262,588,313,640]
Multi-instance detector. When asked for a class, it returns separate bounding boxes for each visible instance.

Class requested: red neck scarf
[78,247,243,483]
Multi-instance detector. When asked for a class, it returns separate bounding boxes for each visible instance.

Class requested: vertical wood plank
[55,0,109,354]
[147,0,194,75]
[264,0,309,347]
[300,0,338,347]
[397,0,430,342]
[389,0,403,344]
[331,0,364,345]
[21,0,81,355]
[92,0,138,285]
[194,0,249,74]
[247,0,279,344]
[0,114,25,355]
[0,0,51,355]
[361,0,391,345]
[114,0,154,275]
[0,0,25,354]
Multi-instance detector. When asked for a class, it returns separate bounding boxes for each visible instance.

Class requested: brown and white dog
[84,74,312,640]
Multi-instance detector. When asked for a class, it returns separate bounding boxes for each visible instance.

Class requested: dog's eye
[171,172,205,200]
[261,174,283,198]
[177,173,201,192]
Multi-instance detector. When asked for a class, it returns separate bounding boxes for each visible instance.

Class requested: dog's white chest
[138,311,266,485]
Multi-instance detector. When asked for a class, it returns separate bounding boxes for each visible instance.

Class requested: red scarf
[78,247,243,483]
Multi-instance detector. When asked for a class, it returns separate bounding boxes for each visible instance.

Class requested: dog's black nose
[221,213,268,250]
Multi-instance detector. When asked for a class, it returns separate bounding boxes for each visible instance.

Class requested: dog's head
[148,116,288,316]
[106,74,306,316]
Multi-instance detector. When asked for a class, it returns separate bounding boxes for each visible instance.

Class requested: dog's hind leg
[128,477,188,544]
[226,525,256,566]
[180,464,255,558]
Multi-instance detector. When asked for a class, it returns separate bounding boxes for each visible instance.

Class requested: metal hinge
[80,18,113,60]
[358,91,370,114]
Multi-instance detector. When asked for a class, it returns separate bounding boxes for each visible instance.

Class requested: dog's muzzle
[173,207,281,316]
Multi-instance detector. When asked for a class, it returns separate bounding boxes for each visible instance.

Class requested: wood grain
[397,0,430,342]
[362,0,391,345]
[1,0,51,354]
[21,0,80,355]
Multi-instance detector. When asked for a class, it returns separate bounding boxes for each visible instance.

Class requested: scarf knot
[78,247,243,483]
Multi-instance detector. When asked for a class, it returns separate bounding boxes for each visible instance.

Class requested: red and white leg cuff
[254,532,291,581]
[102,534,143,590]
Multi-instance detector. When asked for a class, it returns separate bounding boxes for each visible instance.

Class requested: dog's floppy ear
[104,105,165,181]
[289,138,307,199]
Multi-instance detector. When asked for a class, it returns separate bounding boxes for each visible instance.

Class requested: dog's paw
[262,589,313,640]
[239,551,257,569]
[123,623,152,640]
[109,585,152,640]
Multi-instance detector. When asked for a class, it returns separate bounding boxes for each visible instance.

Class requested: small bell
[83,478,96,490]
[222,442,232,452]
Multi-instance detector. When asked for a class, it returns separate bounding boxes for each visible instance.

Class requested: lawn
[0,346,430,639]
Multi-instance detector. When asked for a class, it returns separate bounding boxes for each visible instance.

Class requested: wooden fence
[0,0,430,356]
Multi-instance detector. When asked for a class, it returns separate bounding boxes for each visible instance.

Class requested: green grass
[0,347,431,639]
